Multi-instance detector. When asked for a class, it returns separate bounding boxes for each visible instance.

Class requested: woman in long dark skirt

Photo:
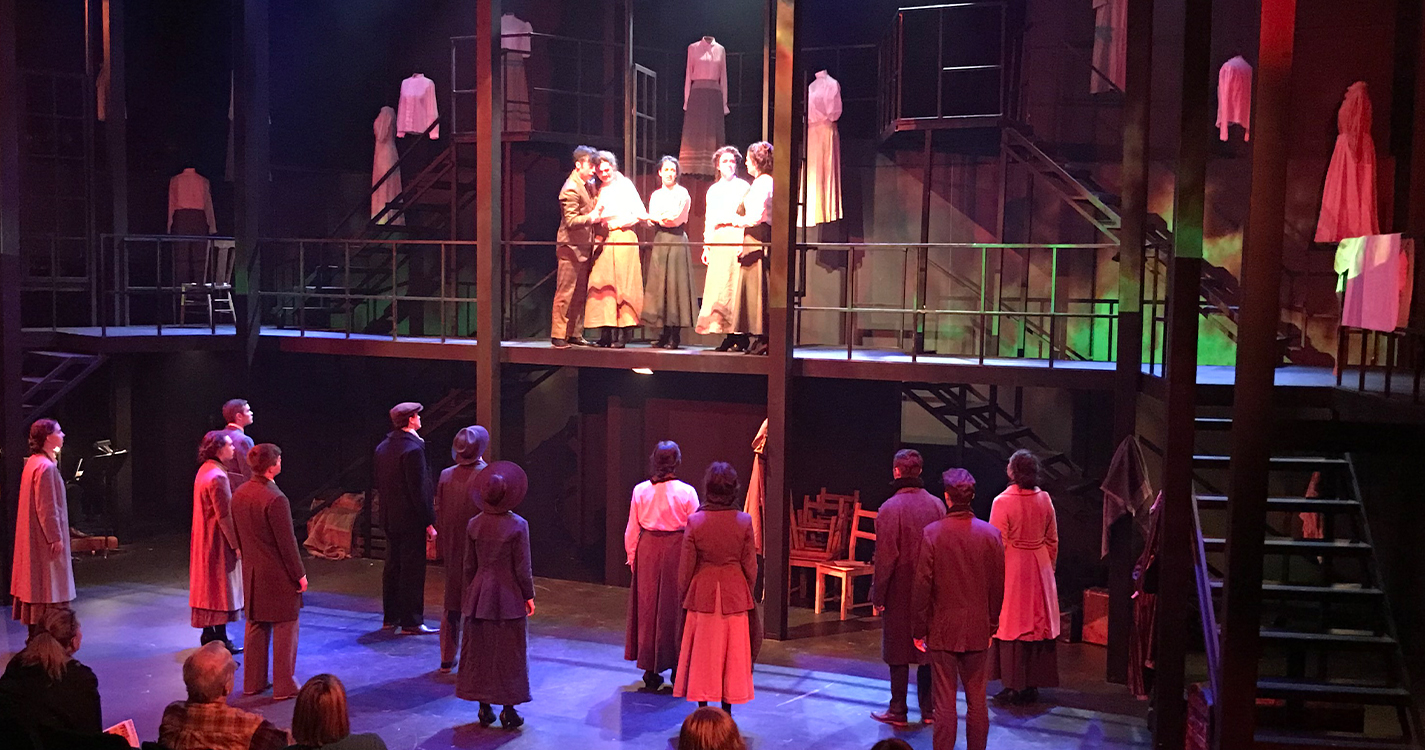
[641,156,696,348]
[457,461,535,729]
[624,441,700,689]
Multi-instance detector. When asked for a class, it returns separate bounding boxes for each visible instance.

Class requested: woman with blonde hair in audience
[286,673,387,750]
[0,609,104,739]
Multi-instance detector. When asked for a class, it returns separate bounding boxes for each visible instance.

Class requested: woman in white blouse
[641,157,695,349]
[584,151,648,348]
[732,141,773,355]
[694,146,752,351]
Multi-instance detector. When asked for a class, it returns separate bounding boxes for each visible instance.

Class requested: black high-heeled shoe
[714,335,737,352]
[595,328,613,348]
[611,327,629,349]
[665,327,682,349]
[498,706,524,729]
[477,703,497,726]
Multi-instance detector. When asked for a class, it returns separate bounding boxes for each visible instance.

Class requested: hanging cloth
[743,419,768,556]
[1090,0,1127,93]
[1337,233,1404,332]
[1315,82,1377,243]
[1216,56,1252,141]
[1100,435,1153,558]
[501,14,533,131]
[801,71,843,227]
[371,106,404,225]
[679,37,729,177]
[396,73,439,138]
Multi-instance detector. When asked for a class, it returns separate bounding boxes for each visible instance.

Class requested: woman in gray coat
[436,426,489,672]
[457,461,535,730]
[10,419,74,636]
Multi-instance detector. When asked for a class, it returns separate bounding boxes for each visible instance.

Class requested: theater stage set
[5,1,1425,750]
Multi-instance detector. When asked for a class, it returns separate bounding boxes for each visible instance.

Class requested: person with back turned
[912,468,1005,750]
[374,402,438,634]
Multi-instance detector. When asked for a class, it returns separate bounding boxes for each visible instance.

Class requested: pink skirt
[191,607,240,627]
[673,587,754,704]
[12,600,71,625]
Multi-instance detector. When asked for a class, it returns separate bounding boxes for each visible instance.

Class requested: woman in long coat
[458,461,535,730]
[190,430,244,652]
[11,419,75,636]
[641,156,696,349]
[584,150,647,348]
[695,146,752,351]
[989,449,1061,705]
[624,441,700,690]
[673,462,756,714]
[437,425,489,673]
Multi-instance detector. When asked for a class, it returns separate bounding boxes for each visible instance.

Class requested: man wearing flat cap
[374,402,438,634]
[912,468,1005,750]
[436,425,489,671]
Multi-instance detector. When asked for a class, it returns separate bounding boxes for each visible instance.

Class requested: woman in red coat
[673,462,757,715]
[190,430,244,653]
[989,450,1061,705]
[11,420,74,636]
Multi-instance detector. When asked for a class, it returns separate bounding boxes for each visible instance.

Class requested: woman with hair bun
[673,462,757,714]
[190,430,244,653]
[10,419,74,636]
[988,449,1061,705]
[0,608,101,737]
[624,441,700,690]
[642,156,696,349]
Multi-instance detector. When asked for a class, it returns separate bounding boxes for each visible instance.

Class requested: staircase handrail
[1190,490,1223,726]
[331,117,441,238]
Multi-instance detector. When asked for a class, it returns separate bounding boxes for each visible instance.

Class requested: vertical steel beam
[1407,0,1425,325]
[764,0,801,642]
[1152,0,1212,744]
[1107,0,1154,685]
[104,0,127,237]
[622,3,634,179]
[233,0,270,365]
[1218,2,1297,747]
[475,0,504,458]
[0,0,24,602]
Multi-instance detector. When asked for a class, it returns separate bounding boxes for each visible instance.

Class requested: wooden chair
[180,239,237,326]
[789,488,858,598]
[814,500,877,620]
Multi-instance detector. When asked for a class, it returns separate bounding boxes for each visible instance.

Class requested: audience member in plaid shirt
[159,642,289,750]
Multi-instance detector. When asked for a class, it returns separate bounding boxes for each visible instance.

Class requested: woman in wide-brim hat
[456,461,536,729]
[436,426,489,673]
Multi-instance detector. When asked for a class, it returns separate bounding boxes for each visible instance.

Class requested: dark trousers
[930,649,989,750]
[889,663,934,717]
[244,619,299,697]
[382,532,427,627]
[441,608,462,665]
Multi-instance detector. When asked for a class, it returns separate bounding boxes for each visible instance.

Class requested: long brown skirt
[585,228,643,328]
[990,637,1060,690]
[625,529,685,673]
[456,617,531,706]
[679,81,726,178]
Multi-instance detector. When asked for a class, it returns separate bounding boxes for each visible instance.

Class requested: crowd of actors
[5,400,1060,750]
[552,142,775,354]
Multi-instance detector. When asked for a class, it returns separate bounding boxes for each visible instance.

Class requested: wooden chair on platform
[789,488,858,598]
[814,500,877,620]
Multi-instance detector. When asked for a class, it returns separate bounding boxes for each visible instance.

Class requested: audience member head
[291,674,352,748]
[19,608,81,681]
[198,430,234,465]
[745,141,773,177]
[1007,449,1040,489]
[942,467,977,511]
[223,398,253,427]
[678,706,745,750]
[870,740,914,750]
[658,155,681,187]
[713,145,742,180]
[248,443,283,478]
[650,441,682,483]
[702,462,740,509]
[892,449,923,479]
[183,642,237,704]
[28,419,62,456]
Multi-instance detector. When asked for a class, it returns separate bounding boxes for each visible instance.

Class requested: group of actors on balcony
[551,142,775,355]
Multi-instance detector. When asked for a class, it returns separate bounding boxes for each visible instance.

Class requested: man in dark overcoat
[550,145,603,348]
[374,401,437,633]
[231,443,306,699]
[871,448,947,726]
[912,468,1005,750]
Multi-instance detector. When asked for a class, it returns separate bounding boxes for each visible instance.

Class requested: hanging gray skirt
[679,80,726,178]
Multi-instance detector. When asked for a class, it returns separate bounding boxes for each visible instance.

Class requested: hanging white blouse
[739,173,773,226]
[647,184,692,227]
[168,168,216,233]
[1216,56,1252,141]
[501,13,533,54]
[807,71,842,124]
[396,73,439,138]
[684,37,729,115]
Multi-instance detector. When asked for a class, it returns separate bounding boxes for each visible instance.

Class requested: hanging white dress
[1315,81,1378,243]
[802,71,842,227]
[396,73,439,138]
[372,106,404,225]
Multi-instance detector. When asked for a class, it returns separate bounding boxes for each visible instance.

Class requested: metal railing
[255,238,479,341]
[794,241,1124,364]
[880,1,1023,131]
[87,234,240,335]
[1335,326,1425,402]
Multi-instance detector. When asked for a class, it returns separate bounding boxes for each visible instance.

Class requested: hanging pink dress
[1315,82,1378,243]
[371,106,404,225]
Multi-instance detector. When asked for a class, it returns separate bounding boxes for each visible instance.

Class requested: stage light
[632,367,654,375]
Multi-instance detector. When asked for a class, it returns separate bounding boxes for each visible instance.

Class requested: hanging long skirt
[585,228,643,328]
[641,226,695,329]
[679,80,726,178]
[990,637,1059,690]
[170,208,210,286]
[625,529,685,674]
[504,53,532,131]
[732,224,769,335]
[800,120,842,226]
[456,616,532,705]
[695,225,746,335]
[673,587,755,704]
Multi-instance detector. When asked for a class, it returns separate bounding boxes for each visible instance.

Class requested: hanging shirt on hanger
[500,13,533,54]
[397,73,439,139]
[684,37,729,115]
[168,168,216,234]
[1216,56,1252,141]
[1315,81,1377,243]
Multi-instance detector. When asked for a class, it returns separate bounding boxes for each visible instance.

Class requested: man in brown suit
[551,145,604,348]
[231,443,306,699]
[912,468,1005,750]
[871,449,946,726]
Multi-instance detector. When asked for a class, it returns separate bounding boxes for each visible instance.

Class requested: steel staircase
[1190,415,1422,749]
[21,351,106,422]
